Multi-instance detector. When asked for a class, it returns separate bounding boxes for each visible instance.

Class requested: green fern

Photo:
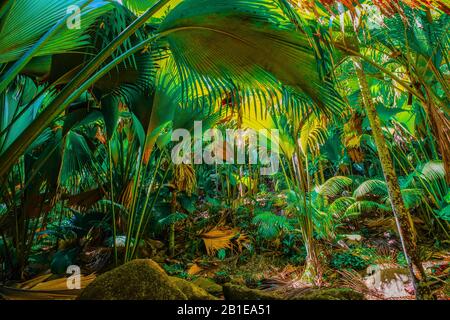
[252,211,292,240]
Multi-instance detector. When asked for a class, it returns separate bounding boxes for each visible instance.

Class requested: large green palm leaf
[0,0,113,64]
[0,77,44,154]
[122,0,181,16]
[159,0,343,115]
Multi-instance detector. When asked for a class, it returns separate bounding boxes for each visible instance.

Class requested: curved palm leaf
[159,0,343,116]
[420,161,446,182]
[328,196,355,217]
[353,179,388,200]
[317,176,353,198]
[0,0,113,64]
[344,200,391,217]
[252,211,292,239]
[122,0,181,16]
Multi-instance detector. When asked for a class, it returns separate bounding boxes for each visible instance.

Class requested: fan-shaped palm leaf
[159,0,343,115]
[0,0,113,64]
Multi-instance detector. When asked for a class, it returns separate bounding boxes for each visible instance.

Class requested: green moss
[291,288,365,300]
[223,283,281,300]
[192,277,223,296]
[213,271,231,284]
[78,259,187,300]
[443,280,450,297]
[170,277,218,300]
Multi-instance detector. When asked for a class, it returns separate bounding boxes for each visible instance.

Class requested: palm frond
[400,188,426,210]
[0,0,113,64]
[328,196,355,217]
[157,212,188,229]
[420,161,446,183]
[159,0,343,117]
[353,179,388,200]
[122,0,180,16]
[344,200,391,217]
[59,130,98,191]
[252,211,292,239]
[317,176,353,198]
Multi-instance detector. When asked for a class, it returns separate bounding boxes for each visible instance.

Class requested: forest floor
[1,247,448,300]
[1,193,449,300]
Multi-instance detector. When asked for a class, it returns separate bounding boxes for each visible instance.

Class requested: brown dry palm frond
[364,216,396,229]
[82,247,113,273]
[0,274,96,300]
[427,106,450,184]
[62,188,105,210]
[0,287,80,300]
[172,163,197,196]
[337,269,385,300]
[364,215,424,233]
[119,179,134,209]
[259,264,305,293]
[200,226,249,256]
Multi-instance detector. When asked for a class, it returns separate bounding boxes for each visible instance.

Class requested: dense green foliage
[0,0,449,300]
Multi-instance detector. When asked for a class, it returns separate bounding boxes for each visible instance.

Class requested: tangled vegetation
[0,0,449,301]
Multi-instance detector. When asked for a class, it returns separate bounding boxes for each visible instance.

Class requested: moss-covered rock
[291,288,365,300]
[223,283,281,300]
[78,259,187,300]
[213,272,232,284]
[192,277,223,296]
[170,277,218,300]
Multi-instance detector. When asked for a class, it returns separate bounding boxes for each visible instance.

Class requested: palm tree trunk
[292,153,322,285]
[302,234,321,285]
[352,57,433,300]
[169,190,177,257]
[421,90,450,184]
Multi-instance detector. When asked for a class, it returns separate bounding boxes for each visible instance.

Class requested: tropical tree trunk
[421,91,450,184]
[169,190,178,257]
[292,153,322,285]
[352,57,433,300]
[301,220,322,285]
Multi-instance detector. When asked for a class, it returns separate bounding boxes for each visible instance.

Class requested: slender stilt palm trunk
[352,57,433,300]
[292,153,322,285]
[421,92,450,184]
[301,220,322,285]
[169,190,178,257]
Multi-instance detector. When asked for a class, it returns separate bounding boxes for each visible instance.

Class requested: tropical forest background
[0,0,449,300]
